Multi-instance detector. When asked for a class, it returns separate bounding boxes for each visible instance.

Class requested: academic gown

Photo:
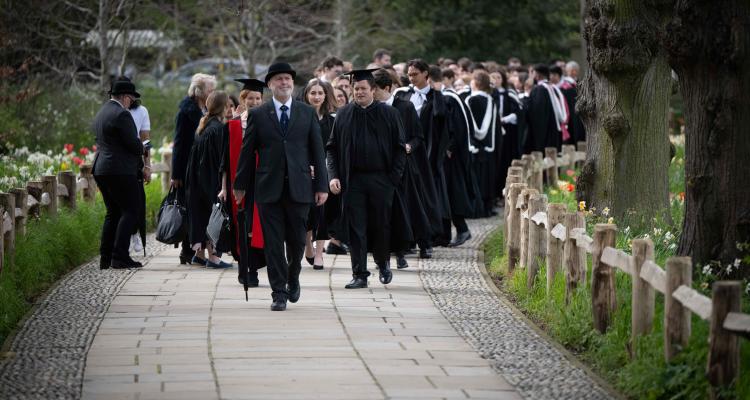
[524,84,561,153]
[185,118,224,247]
[494,89,522,199]
[326,101,411,254]
[467,94,500,217]
[560,82,586,144]
[394,88,452,239]
[391,97,442,243]
[442,89,479,219]
[220,118,266,269]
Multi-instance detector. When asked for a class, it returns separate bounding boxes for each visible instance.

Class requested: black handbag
[155,188,187,245]
[206,200,232,253]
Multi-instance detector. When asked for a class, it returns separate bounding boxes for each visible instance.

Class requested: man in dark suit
[233,62,329,311]
[92,79,145,269]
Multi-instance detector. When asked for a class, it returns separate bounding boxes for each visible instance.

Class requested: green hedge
[0,183,163,345]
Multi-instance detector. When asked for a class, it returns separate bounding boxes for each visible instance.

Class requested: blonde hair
[188,73,216,99]
[196,91,228,135]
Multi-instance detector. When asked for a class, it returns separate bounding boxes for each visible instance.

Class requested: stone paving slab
[1,216,617,400]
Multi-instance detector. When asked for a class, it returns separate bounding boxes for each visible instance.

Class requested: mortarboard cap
[234,78,266,93]
[342,68,381,82]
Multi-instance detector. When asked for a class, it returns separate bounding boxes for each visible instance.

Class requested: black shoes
[305,256,314,266]
[434,238,450,247]
[191,256,208,266]
[179,249,195,265]
[396,256,409,269]
[100,256,111,270]
[238,271,259,287]
[111,258,143,269]
[345,277,368,289]
[313,264,324,270]
[288,281,301,303]
[449,231,472,247]
[378,262,393,285]
[419,248,433,259]
[271,294,287,311]
[326,242,348,255]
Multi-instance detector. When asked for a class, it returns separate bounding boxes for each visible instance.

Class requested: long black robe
[390,97,442,243]
[524,82,561,153]
[560,81,586,144]
[394,86,452,241]
[467,93,501,217]
[326,101,410,253]
[186,118,224,246]
[442,89,479,218]
[308,113,335,240]
[494,88,522,199]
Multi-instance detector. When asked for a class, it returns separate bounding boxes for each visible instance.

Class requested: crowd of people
[91,49,585,311]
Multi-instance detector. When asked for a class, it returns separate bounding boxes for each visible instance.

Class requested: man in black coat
[171,73,216,264]
[233,62,328,311]
[327,68,407,289]
[92,79,145,269]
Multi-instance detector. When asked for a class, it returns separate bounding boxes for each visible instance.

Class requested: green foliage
[483,228,750,399]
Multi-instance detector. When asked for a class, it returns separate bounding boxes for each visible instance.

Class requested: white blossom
[702,265,712,275]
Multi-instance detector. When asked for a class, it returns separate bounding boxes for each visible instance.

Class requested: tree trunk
[578,0,672,223]
[98,0,110,91]
[663,1,750,273]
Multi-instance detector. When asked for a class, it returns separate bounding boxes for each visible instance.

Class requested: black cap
[234,78,266,93]
[109,79,140,98]
[264,62,296,84]
[343,68,381,82]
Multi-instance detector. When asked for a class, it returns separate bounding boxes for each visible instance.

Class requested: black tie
[280,105,289,133]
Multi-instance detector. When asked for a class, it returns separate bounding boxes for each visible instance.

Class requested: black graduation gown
[560,83,586,144]
[394,87,452,236]
[391,97,442,243]
[219,118,266,269]
[524,83,561,153]
[442,89,478,218]
[186,118,224,246]
[467,94,500,217]
[308,113,335,240]
[325,101,411,253]
[495,89,522,199]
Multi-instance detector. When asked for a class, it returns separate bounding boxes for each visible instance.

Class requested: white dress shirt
[272,96,293,122]
[409,84,431,116]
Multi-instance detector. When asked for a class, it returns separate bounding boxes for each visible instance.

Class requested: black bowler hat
[109,79,141,98]
[234,78,266,93]
[264,62,296,84]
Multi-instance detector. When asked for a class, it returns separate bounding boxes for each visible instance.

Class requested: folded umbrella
[236,205,250,301]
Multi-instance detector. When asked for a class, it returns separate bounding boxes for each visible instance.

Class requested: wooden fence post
[527,194,547,289]
[42,175,58,216]
[58,170,77,210]
[577,141,587,154]
[563,211,586,302]
[511,159,528,186]
[506,183,527,274]
[707,281,741,398]
[562,144,576,172]
[546,203,566,294]
[0,193,15,261]
[665,256,692,362]
[161,151,173,194]
[79,164,96,202]
[9,188,28,237]
[519,188,538,268]
[0,206,4,274]
[531,151,544,192]
[544,147,558,186]
[591,223,618,333]
[521,154,535,187]
[631,239,656,346]
[504,168,523,247]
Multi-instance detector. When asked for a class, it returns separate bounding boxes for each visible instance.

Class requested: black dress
[308,113,335,241]
[186,118,224,247]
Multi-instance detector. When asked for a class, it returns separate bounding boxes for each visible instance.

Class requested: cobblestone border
[0,234,168,400]
[419,217,621,400]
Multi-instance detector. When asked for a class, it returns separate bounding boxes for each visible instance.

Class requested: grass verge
[483,228,749,400]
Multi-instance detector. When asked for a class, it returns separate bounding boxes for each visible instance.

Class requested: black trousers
[257,188,310,298]
[443,214,469,241]
[95,174,140,261]
[345,172,395,279]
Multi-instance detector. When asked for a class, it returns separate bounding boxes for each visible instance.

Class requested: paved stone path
[1,217,617,400]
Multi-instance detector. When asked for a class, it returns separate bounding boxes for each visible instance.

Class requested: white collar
[358,99,375,108]
[272,96,292,110]
[385,95,395,106]
[109,98,125,109]
[415,84,430,95]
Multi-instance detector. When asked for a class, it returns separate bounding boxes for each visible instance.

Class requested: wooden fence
[503,143,749,397]
[0,151,174,274]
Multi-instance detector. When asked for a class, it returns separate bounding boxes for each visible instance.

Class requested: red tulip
[64,143,74,153]
[79,147,90,156]
[72,156,84,166]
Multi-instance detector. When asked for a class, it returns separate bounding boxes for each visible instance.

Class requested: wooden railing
[503,143,749,396]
